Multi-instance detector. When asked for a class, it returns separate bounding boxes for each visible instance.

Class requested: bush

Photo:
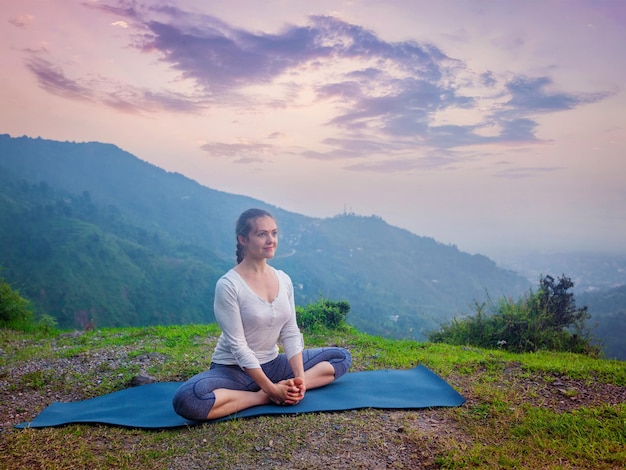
[296,299,350,331]
[428,275,599,356]
[0,279,34,330]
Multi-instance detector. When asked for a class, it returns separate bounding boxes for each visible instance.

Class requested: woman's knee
[172,383,215,421]
[331,347,352,379]
[303,347,352,378]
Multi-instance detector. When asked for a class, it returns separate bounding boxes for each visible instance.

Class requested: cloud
[26,57,94,102]
[27,1,614,174]
[494,166,564,179]
[326,78,463,135]
[346,158,421,173]
[99,3,452,95]
[497,118,540,142]
[346,151,460,173]
[101,88,203,114]
[480,71,498,88]
[131,14,327,92]
[9,14,35,28]
[506,77,579,111]
[200,141,276,164]
[301,137,390,160]
[25,54,204,114]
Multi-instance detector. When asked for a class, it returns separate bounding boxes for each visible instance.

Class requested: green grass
[1,324,624,469]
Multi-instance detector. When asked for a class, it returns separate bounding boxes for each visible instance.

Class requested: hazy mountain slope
[0,172,224,328]
[272,214,529,337]
[0,134,531,338]
[0,134,293,258]
[578,285,626,360]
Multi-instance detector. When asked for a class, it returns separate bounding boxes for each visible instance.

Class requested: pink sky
[1,0,625,260]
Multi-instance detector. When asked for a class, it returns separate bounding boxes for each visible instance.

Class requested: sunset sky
[1,0,625,260]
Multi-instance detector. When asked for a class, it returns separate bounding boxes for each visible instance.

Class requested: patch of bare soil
[0,341,167,431]
[163,408,468,469]
[452,362,626,414]
[287,409,467,470]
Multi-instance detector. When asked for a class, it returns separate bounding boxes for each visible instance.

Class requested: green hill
[0,134,530,338]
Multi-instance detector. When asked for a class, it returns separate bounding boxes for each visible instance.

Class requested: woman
[173,208,352,421]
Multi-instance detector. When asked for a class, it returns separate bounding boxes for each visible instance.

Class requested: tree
[537,275,585,329]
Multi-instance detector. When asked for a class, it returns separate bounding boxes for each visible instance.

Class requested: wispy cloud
[494,166,564,179]
[346,151,461,173]
[200,141,277,164]
[25,55,205,114]
[8,14,35,28]
[302,137,391,161]
[26,57,94,102]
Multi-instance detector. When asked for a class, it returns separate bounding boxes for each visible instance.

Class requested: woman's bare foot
[255,388,272,405]
[292,377,305,401]
[293,376,305,394]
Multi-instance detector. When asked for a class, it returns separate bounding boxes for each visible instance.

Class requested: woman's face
[240,216,278,261]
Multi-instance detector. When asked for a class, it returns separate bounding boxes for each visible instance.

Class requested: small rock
[136,352,165,362]
[130,374,157,386]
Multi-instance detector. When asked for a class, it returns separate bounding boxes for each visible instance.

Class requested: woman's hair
[235,208,275,264]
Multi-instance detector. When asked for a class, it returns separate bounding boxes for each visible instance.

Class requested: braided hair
[235,208,275,264]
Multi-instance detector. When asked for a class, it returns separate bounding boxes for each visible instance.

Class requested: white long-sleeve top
[211,267,304,370]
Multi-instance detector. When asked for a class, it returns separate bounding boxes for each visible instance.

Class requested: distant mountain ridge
[0,134,531,339]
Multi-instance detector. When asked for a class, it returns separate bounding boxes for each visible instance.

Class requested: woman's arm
[288,352,306,400]
[213,277,261,369]
[278,271,304,362]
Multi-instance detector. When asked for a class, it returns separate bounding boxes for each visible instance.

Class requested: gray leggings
[172,347,352,420]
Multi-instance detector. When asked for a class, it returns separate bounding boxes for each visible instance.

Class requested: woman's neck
[236,258,269,275]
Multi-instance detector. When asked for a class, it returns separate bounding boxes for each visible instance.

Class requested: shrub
[296,298,350,331]
[0,279,34,330]
[428,275,599,356]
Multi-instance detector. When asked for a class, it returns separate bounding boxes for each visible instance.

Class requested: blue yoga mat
[15,365,464,429]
